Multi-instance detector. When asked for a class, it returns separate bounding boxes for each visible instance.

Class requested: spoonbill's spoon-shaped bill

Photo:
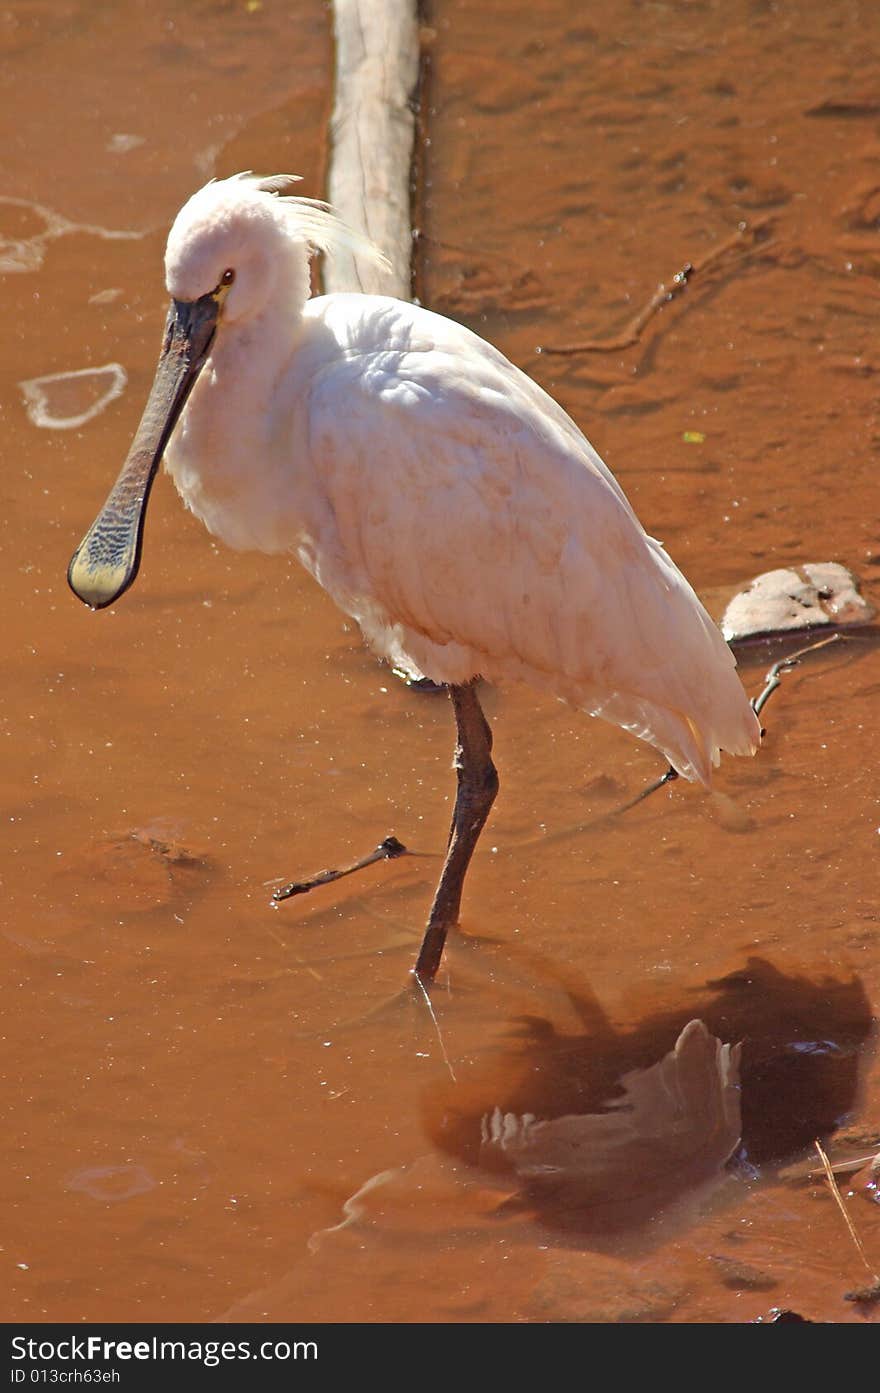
[67,291,222,609]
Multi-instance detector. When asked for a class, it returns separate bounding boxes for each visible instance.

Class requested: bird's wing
[303,299,759,781]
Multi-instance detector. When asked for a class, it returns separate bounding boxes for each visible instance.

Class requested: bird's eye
[220,268,235,287]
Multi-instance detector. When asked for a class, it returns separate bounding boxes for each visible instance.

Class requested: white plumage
[69,174,760,983]
[163,175,758,784]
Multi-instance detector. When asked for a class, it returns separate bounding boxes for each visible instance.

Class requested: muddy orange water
[3,0,879,1325]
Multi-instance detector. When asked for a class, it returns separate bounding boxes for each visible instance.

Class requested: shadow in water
[423,956,875,1241]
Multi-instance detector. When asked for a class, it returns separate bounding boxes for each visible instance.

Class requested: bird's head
[164,173,303,326]
[67,173,382,611]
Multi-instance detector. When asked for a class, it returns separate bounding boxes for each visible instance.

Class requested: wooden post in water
[324,0,420,298]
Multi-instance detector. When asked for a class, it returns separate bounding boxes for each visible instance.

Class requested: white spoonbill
[68,173,761,985]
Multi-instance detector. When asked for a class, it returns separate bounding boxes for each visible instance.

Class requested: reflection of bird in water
[68,173,760,984]
[426,957,873,1238]
[482,1019,743,1220]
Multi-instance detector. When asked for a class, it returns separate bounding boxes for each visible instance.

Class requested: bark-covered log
[325,0,420,298]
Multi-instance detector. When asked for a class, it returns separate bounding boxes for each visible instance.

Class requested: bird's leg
[414,681,499,986]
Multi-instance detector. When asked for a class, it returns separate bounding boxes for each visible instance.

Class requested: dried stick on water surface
[614,765,680,816]
[271,836,407,901]
[813,1139,880,1306]
[750,632,844,719]
[540,216,774,356]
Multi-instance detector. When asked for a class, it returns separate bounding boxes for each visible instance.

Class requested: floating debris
[806,95,880,119]
[844,1280,880,1307]
[66,1163,157,1203]
[88,288,124,306]
[0,194,140,275]
[106,133,145,154]
[307,1166,400,1255]
[780,1144,880,1184]
[721,562,875,643]
[19,363,127,430]
[52,825,210,913]
[708,1253,778,1292]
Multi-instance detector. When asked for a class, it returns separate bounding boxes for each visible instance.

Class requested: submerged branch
[540,216,775,356]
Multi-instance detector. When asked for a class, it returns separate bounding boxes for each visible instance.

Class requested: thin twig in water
[504,768,679,851]
[540,216,774,356]
[750,632,844,720]
[813,1139,880,1303]
[271,835,407,902]
[614,765,679,815]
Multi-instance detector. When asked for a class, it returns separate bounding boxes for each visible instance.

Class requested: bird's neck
[164,260,318,555]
